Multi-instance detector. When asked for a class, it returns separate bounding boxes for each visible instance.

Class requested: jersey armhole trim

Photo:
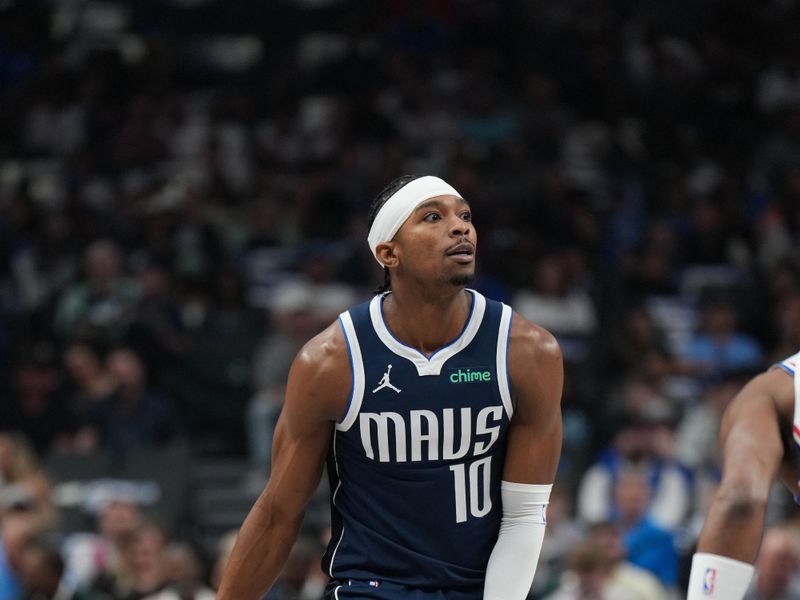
[775,364,796,376]
[337,312,365,431]
[497,304,514,420]
[327,430,345,578]
[794,363,800,446]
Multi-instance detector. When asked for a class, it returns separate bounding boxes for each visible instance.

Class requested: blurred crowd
[2,0,800,598]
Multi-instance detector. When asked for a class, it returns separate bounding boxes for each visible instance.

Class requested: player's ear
[375,243,399,268]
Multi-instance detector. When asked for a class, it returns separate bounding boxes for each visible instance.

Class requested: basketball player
[217,175,563,599]
[686,352,799,599]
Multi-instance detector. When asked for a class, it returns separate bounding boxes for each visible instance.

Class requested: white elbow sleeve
[483,481,551,600]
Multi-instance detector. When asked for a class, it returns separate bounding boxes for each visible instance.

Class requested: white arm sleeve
[483,481,551,600]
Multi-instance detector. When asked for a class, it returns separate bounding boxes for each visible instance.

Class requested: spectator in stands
[120,522,171,600]
[0,433,58,531]
[622,229,681,300]
[146,541,215,600]
[588,521,669,600]
[61,341,114,452]
[88,347,182,456]
[743,528,800,600]
[0,513,41,600]
[684,297,764,376]
[53,240,141,343]
[607,307,675,380]
[6,342,76,455]
[612,471,679,590]
[125,264,188,388]
[543,539,638,600]
[609,351,677,427]
[238,197,299,310]
[8,210,77,316]
[62,342,114,411]
[577,413,693,532]
[66,493,145,596]
[512,252,597,363]
[0,433,39,488]
[17,538,72,600]
[682,201,742,266]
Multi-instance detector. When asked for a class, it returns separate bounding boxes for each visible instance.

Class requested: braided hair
[367,174,421,294]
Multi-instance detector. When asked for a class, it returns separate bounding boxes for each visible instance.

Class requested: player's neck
[382,284,472,356]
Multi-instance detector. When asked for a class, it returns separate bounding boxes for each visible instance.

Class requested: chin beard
[448,273,475,287]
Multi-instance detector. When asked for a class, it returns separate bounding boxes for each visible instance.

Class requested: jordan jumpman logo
[373,364,401,393]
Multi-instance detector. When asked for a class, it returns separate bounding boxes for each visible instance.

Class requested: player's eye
[423,213,442,222]
[460,211,472,222]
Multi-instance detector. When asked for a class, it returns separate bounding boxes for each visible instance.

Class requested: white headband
[367,176,462,264]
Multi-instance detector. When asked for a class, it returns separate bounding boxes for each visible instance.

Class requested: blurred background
[1,0,800,598]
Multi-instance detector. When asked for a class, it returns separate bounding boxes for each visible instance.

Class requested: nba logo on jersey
[702,567,716,595]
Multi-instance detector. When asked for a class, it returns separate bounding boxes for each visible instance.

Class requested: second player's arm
[697,368,794,562]
[217,323,349,600]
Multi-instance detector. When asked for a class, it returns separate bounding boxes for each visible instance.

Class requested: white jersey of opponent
[777,351,800,446]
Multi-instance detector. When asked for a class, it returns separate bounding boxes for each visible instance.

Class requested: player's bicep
[259,327,350,517]
[502,318,563,484]
[717,375,787,495]
[259,403,329,523]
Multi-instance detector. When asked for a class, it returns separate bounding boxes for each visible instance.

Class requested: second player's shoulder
[727,363,796,425]
[762,359,798,420]
[775,349,800,376]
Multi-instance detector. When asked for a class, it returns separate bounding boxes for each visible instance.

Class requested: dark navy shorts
[324,580,482,599]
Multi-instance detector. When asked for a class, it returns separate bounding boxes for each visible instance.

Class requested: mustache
[444,239,475,254]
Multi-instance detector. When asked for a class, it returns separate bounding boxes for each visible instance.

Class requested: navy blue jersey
[322,290,514,594]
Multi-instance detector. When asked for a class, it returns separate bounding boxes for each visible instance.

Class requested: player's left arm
[484,314,563,600]
[502,315,564,483]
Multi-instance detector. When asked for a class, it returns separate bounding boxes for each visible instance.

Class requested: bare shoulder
[286,319,352,423]
[295,319,350,374]
[739,367,796,421]
[720,366,795,443]
[507,312,563,372]
[506,312,564,415]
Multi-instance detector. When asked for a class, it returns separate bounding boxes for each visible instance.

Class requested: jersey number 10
[449,456,493,523]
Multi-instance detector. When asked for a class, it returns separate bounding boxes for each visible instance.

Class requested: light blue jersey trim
[338,316,355,423]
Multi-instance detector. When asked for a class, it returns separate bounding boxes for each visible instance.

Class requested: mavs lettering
[358,406,504,463]
[358,405,503,524]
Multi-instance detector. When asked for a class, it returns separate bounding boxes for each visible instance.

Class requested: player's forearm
[217,500,303,600]
[696,488,767,563]
[483,482,550,600]
[686,491,762,600]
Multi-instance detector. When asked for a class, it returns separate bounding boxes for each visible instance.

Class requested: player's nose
[448,213,470,237]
